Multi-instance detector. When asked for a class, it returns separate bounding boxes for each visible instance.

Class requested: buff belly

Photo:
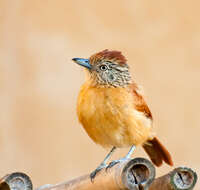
[77,84,152,148]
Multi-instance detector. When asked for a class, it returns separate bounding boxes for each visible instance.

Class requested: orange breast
[77,82,153,148]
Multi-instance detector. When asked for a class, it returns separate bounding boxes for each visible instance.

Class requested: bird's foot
[106,157,128,170]
[90,163,107,182]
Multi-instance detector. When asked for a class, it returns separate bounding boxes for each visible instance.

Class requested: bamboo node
[122,157,155,190]
[171,167,197,190]
[0,172,32,190]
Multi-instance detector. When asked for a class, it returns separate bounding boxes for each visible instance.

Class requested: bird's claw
[90,168,101,182]
[106,158,128,170]
[106,160,120,170]
[90,163,107,182]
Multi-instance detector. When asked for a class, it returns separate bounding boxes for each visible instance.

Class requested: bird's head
[72,49,132,87]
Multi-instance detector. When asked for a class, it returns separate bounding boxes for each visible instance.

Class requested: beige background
[0,0,200,189]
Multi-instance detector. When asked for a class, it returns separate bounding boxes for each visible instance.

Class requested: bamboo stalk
[149,167,197,190]
[0,172,32,190]
[0,158,155,190]
[36,157,155,190]
[0,159,197,190]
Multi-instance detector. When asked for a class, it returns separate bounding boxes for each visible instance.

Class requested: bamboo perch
[0,158,155,190]
[149,167,197,190]
[0,158,197,190]
[36,158,156,190]
[0,172,32,190]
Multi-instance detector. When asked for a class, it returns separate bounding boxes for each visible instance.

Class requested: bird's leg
[90,146,116,181]
[106,145,136,169]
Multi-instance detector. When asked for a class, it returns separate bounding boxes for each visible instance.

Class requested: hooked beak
[72,58,91,69]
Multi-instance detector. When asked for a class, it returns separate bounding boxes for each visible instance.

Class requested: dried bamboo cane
[0,158,197,190]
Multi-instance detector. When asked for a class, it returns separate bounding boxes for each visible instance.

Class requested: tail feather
[143,137,173,167]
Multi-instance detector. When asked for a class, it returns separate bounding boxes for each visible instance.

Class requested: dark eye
[100,65,108,71]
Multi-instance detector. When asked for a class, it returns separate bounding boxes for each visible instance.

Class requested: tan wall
[0,0,199,188]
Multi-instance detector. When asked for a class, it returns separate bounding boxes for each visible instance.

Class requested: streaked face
[72,50,132,87]
[90,60,132,87]
[73,58,132,87]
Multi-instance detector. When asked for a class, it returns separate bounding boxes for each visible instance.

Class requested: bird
[72,49,173,181]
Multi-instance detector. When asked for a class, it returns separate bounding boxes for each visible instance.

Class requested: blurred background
[0,0,199,189]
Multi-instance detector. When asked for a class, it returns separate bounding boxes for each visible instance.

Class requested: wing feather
[131,84,153,120]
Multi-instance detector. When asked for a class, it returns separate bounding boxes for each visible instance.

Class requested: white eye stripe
[114,66,128,72]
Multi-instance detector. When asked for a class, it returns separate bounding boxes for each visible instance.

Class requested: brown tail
[143,137,173,167]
